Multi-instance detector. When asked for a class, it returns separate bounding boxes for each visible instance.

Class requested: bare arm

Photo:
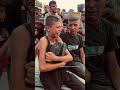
[106,51,120,90]
[46,37,73,63]
[46,49,73,63]
[55,49,73,62]
[39,37,66,72]
[9,26,33,90]
[80,47,85,65]
[85,67,91,83]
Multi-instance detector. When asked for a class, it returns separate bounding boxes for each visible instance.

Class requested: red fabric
[1,56,6,68]
[0,44,7,69]
[35,50,38,56]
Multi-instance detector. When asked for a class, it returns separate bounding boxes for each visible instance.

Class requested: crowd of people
[35,0,85,90]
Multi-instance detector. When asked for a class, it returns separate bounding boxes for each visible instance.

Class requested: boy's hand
[46,52,57,62]
[60,62,66,67]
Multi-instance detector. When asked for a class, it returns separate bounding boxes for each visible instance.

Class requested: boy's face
[63,26,67,32]
[44,5,49,13]
[27,0,35,13]
[86,0,107,24]
[0,7,6,23]
[47,21,62,38]
[81,14,85,22]
[50,4,57,13]
[69,20,80,36]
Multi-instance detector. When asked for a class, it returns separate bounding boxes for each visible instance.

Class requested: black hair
[49,0,56,6]
[46,16,60,27]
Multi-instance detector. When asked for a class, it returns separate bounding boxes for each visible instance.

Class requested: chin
[55,36,59,38]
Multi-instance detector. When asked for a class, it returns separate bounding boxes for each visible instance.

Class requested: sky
[39,0,85,12]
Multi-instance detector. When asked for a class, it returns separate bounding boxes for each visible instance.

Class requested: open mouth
[86,11,97,16]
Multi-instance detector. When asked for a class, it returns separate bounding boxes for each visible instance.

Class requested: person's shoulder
[39,36,48,44]
[11,24,27,35]
[10,24,30,40]
[101,18,114,33]
[44,12,50,18]
[38,36,48,49]
[101,18,113,27]
[76,33,83,40]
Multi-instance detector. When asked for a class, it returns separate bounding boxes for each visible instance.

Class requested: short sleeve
[78,35,84,48]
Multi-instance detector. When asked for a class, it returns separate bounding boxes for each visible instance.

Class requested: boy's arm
[85,67,91,83]
[79,47,85,65]
[46,49,73,63]
[106,51,120,90]
[45,37,73,63]
[39,37,66,72]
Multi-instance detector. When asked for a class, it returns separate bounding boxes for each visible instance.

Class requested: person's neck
[69,32,77,37]
[47,35,57,44]
[50,11,56,15]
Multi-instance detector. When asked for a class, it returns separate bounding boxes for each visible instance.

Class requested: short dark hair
[46,16,60,27]
[49,0,56,6]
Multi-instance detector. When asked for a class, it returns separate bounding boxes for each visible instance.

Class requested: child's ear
[45,26,50,32]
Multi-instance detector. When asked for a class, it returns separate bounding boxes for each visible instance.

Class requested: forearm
[85,67,91,83]
[55,55,73,62]
[80,52,85,65]
[106,52,120,89]
[108,64,120,89]
[40,62,65,72]
[109,65,120,90]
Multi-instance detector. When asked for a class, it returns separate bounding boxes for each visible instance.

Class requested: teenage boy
[85,0,120,90]
[60,17,85,79]
[38,16,84,90]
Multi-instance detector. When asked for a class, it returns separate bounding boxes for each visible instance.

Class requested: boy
[60,17,85,79]
[38,16,84,90]
[85,0,120,90]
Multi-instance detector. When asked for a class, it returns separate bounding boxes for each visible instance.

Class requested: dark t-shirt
[60,32,84,62]
[85,18,119,86]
